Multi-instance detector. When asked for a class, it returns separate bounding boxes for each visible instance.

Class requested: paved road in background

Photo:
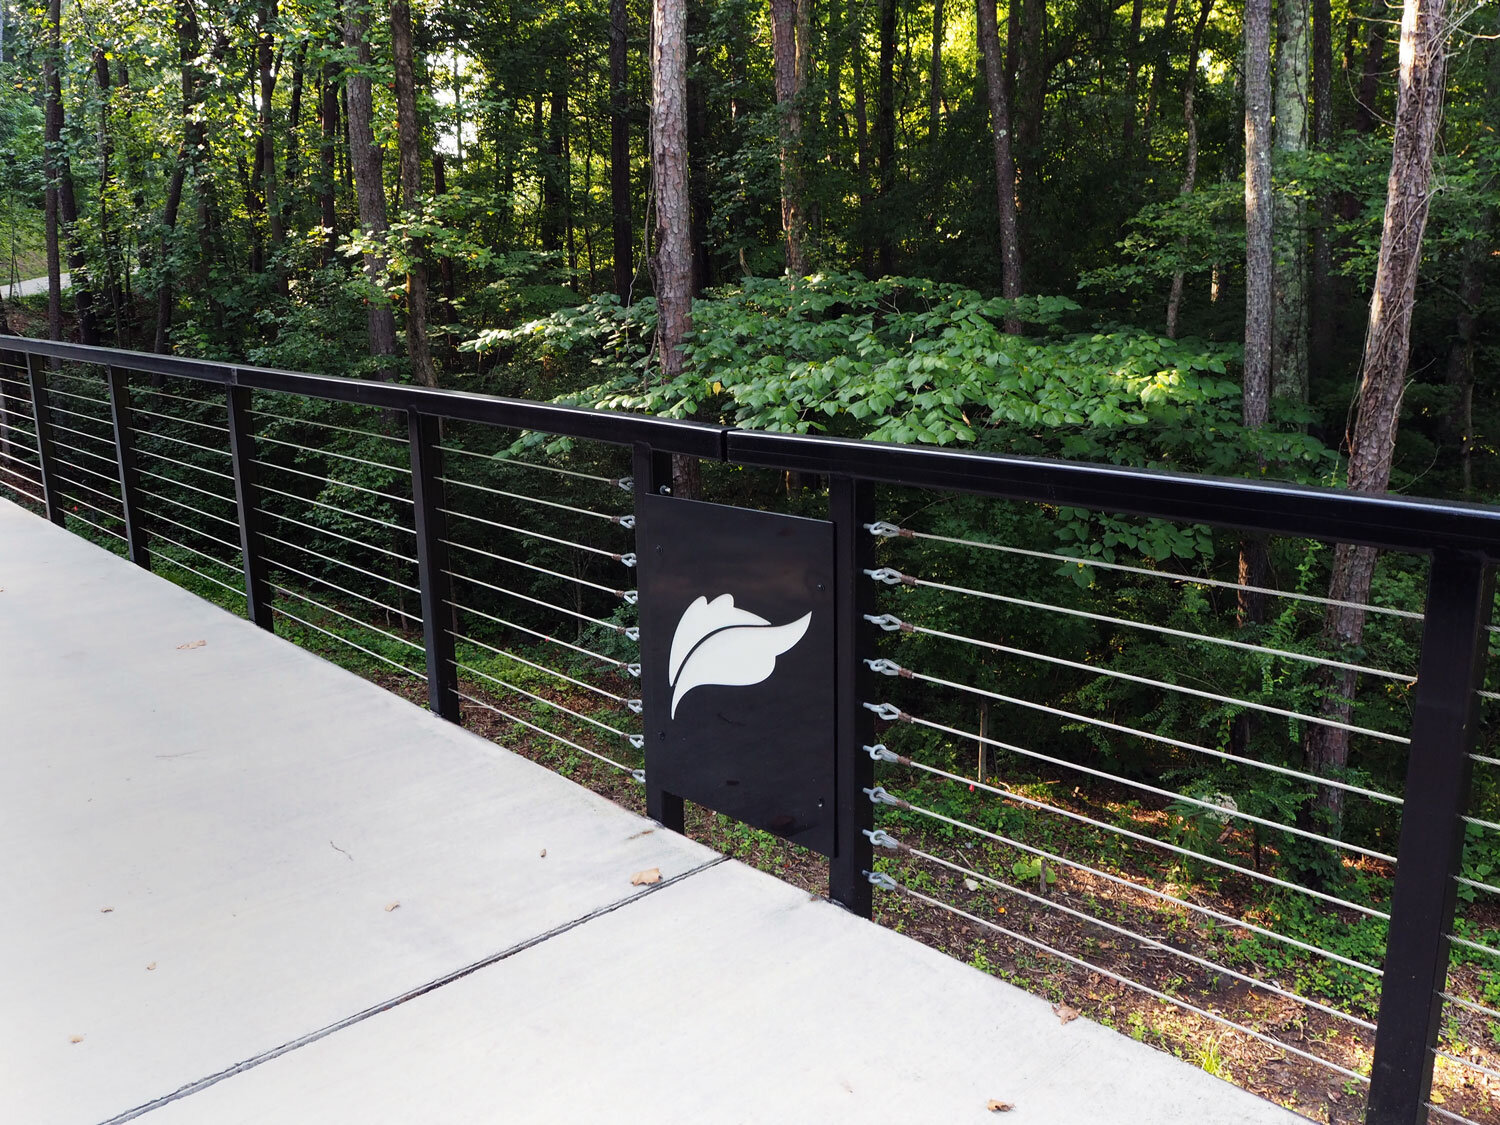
[4,273,68,299]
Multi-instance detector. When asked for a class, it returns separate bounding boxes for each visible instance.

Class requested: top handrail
[7,334,1500,559]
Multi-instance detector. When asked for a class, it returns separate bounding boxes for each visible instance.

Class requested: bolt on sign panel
[636,494,836,856]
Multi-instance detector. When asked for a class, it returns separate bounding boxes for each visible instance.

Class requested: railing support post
[105,365,150,569]
[634,440,685,833]
[226,382,274,630]
[829,475,876,917]
[408,410,460,722]
[1367,549,1494,1125]
[25,352,65,526]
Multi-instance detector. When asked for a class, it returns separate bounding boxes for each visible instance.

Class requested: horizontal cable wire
[250,408,408,446]
[1439,992,1500,1022]
[131,428,232,458]
[0,478,45,506]
[0,390,37,414]
[155,551,248,596]
[436,475,620,521]
[450,631,626,703]
[147,528,241,574]
[260,533,420,594]
[49,436,121,471]
[1434,1050,1500,1086]
[871,522,1424,622]
[268,583,427,655]
[128,405,229,434]
[132,384,226,410]
[452,660,635,740]
[45,401,115,429]
[881,876,1369,1084]
[1471,753,1500,768]
[255,481,417,534]
[267,554,420,626]
[441,507,624,559]
[50,450,122,490]
[448,569,632,633]
[901,843,1376,1030]
[255,458,413,505]
[0,441,40,466]
[1426,1104,1482,1125]
[1454,876,1500,897]
[1461,814,1500,833]
[443,538,629,597]
[883,684,1397,861]
[1449,934,1500,961]
[454,688,638,775]
[271,603,426,680]
[874,757,1392,919]
[436,443,617,484]
[136,505,243,553]
[54,489,126,525]
[138,487,241,531]
[49,464,124,508]
[64,510,128,542]
[133,445,235,481]
[255,433,410,474]
[449,600,629,669]
[39,385,111,409]
[135,465,236,507]
[48,418,119,450]
[257,506,419,566]
[873,569,1418,687]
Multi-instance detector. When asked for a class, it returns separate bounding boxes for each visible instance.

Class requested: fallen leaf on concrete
[99,907,113,914]
[987,1101,1013,1112]
[630,867,662,886]
[146,963,157,971]
[69,1035,84,1044]
[964,878,980,891]
[1052,1003,1079,1025]
[385,902,400,912]
[176,639,206,650]
[539,848,547,858]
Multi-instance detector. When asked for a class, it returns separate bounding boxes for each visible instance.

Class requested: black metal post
[1367,550,1494,1125]
[105,366,151,569]
[634,440,686,833]
[408,410,461,723]
[829,475,876,917]
[25,352,65,526]
[226,383,274,630]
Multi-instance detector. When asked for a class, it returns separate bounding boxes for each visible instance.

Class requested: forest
[2,0,1499,1115]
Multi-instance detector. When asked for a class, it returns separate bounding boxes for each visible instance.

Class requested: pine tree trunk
[1303,0,1452,834]
[344,0,398,372]
[392,0,435,387]
[610,0,633,300]
[1272,0,1310,403]
[771,0,808,275]
[976,0,1021,328]
[1243,0,1273,432]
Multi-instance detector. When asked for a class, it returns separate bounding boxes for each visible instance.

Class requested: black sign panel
[637,494,836,856]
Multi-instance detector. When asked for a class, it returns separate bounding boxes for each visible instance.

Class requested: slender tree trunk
[344,0,398,372]
[1244,0,1273,431]
[257,2,287,294]
[929,0,945,154]
[1122,0,1144,147]
[542,71,566,253]
[1303,0,1452,834]
[852,0,873,273]
[1354,0,1386,133]
[688,13,711,293]
[1165,0,1215,338]
[976,0,1021,328]
[92,48,124,342]
[1442,238,1485,495]
[1142,0,1178,137]
[1272,0,1310,403]
[1012,0,1046,250]
[771,0,808,275]
[875,0,897,274]
[392,0,435,387]
[610,0,633,300]
[44,0,98,342]
[319,62,340,265]
[431,151,458,362]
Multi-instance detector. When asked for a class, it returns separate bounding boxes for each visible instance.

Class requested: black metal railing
[3,336,1499,1125]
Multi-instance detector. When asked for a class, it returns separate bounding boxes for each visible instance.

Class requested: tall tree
[1241,0,1273,629]
[875,0,897,274]
[392,0,435,386]
[1165,0,1215,338]
[609,0,632,300]
[771,0,808,274]
[344,0,398,371]
[976,0,1021,330]
[1308,0,1335,372]
[1303,0,1454,832]
[1272,0,1310,402]
[40,0,62,341]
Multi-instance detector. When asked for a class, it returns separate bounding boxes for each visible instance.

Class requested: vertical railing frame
[408,410,461,722]
[829,476,876,917]
[105,365,151,569]
[1366,549,1494,1125]
[225,380,274,630]
[634,440,686,833]
[25,352,65,526]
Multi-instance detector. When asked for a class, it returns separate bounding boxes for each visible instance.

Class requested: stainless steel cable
[47,418,119,450]
[1439,992,1500,1022]
[1460,813,1500,833]
[39,385,112,409]
[255,432,411,473]
[54,490,125,525]
[0,478,45,506]
[1426,1103,1483,1125]
[436,443,618,484]
[63,508,128,541]
[128,405,229,434]
[135,465,235,507]
[453,688,639,774]
[868,521,1424,621]
[1448,934,1500,961]
[249,407,408,446]
[259,533,421,594]
[133,383,226,410]
[48,436,120,471]
[133,445,236,481]
[869,568,1418,685]
[1433,1050,1500,1085]
[1471,754,1500,768]
[46,401,115,429]
[0,443,40,468]
[449,630,627,703]
[1455,875,1500,897]
[879,876,1370,1084]
[136,506,243,553]
[154,551,247,596]
[257,506,419,566]
[147,528,241,574]
[448,568,633,633]
[900,842,1377,1030]
[138,487,241,531]
[255,481,417,534]
[255,458,413,504]
[870,754,1393,920]
[267,554,420,626]
[50,450,122,489]
[49,464,124,508]
[442,537,632,597]
[452,660,635,740]
[131,428,232,458]
[436,474,622,521]
[271,603,426,680]
[268,583,427,655]
[448,600,631,668]
[441,507,624,559]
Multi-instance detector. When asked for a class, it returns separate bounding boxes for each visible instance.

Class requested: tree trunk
[1354,0,1386,133]
[852,0,872,273]
[92,48,124,342]
[976,0,1021,328]
[688,15,711,294]
[771,0,808,275]
[1122,0,1144,147]
[256,2,287,294]
[1165,0,1215,339]
[610,0,633,300]
[1141,0,1178,137]
[929,0,945,155]
[432,151,459,363]
[1272,0,1310,403]
[1303,0,1452,834]
[1012,0,1046,250]
[319,62,340,266]
[875,0,897,274]
[344,0,398,372]
[392,0,435,387]
[1309,0,1335,377]
[542,70,567,253]
[1244,0,1273,431]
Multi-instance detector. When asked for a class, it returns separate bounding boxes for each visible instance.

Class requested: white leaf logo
[668,594,813,718]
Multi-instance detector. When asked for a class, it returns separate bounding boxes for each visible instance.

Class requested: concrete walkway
[0,498,1307,1125]
[5,271,68,299]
